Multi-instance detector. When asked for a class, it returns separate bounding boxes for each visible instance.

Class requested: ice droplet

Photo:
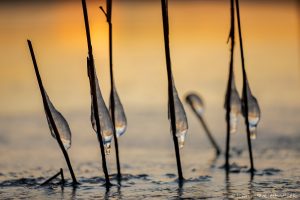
[169,76,188,148]
[225,74,242,134]
[242,79,261,140]
[104,143,111,155]
[45,92,71,150]
[109,86,127,137]
[88,60,113,154]
[185,93,204,116]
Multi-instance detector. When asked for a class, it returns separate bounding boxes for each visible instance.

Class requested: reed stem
[40,169,64,186]
[27,40,78,185]
[225,0,235,172]
[81,0,111,186]
[235,0,255,174]
[161,0,183,181]
[198,115,221,155]
[100,0,122,179]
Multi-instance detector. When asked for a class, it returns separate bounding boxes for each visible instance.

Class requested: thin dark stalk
[235,0,255,174]
[60,168,65,184]
[27,40,78,185]
[225,0,235,172]
[161,0,183,181]
[41,169,62,186]
[197,115,221,155]
[81,0,111,186]
[100,0,121,179]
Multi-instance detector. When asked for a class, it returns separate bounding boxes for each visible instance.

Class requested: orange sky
[0,1,299,114]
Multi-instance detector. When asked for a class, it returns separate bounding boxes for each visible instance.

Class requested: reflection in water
[225,174,232,200]
[247,177,254,200]
[177,182,184,199]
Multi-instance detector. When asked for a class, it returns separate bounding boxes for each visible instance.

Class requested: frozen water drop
[45,92,72,150]
[225,74,242,134]
[185,93,204,116]
[177,133,185,149]
[169,76,188,148]
[109,86,127,137]
[88,60,113,149]
[104,143,111,155]
[242,79,261,139]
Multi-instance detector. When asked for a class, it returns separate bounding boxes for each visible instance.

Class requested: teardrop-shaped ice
[225,74,242,134]
[242,79,261,140]
[88,65,114,155]
[109,86,127,137]
[169,76,188,148]
[44,92,71,150]
[185,93,205,116]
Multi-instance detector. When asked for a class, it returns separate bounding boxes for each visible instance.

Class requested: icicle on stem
[185,94,221,155]
[225,0,235,172]
[161,0,184,181]
[81,0,111,186]
[235,0,255,174]
[27,40,78,185]
[100,0,123,179]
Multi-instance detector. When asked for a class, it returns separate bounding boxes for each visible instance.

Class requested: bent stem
[235,0,255,174]
[40,168,64,186]
[225,0,235,172]
[161,0,184,181]
[198,115,221,155]
[100,0,122,179]
[81,0,111,186]
[27,40,78,185]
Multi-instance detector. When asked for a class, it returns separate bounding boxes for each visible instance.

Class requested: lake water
[0,0,299,199]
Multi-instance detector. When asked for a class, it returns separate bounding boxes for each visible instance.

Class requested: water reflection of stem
[27,41,78,185]
[225,173,232,199]
[81,0,111,187]
[100,0,122,180]
[161,0,184,182]
[177,182,184,198]
[235,0,255,174]
[248,176,254,200]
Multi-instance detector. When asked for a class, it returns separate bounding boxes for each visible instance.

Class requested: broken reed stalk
[100,0,122,179]
[81,0,111,186]
[197,115,221,155]
[27,40,78,185]
[235,0,255,174]
[161,0,183,181]
[40,168,64,186]
[225,0,235,172]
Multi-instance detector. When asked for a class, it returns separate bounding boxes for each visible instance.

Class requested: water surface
[0,0,299,199]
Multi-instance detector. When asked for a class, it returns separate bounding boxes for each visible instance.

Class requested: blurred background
[0,0,299,173]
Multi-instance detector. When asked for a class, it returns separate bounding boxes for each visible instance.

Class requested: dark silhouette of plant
[185,93,221,155]
[161,0,189,182]
[81,0,112,187]
[235,0,260,175]
[27,40,78,185]
[100,0,127,180]
[224,0,241,172]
